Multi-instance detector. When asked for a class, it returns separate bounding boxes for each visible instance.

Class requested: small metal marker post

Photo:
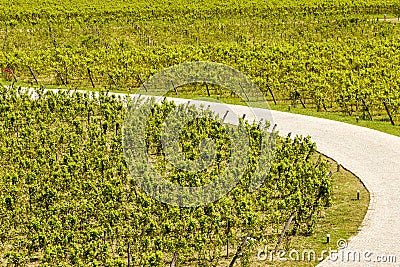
[356,116,359,123]
[357,190,360,200]
[222,110,229,122]
[288,105,291,112]
[337,163,341,172]
[326,234,330,244]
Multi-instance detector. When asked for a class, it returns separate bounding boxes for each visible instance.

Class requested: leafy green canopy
[0,86,331,266]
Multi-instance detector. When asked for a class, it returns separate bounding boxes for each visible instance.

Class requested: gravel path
[26,88,400,266]
[268,111,400,267]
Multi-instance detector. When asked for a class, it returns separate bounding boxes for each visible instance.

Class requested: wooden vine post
[383,100,395,126]
[87,68,95,88]
[28,66,39,85]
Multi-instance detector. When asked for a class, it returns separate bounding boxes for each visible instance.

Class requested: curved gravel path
[267,110,400,267]
[26,88,400,266]
[266,112,400,267]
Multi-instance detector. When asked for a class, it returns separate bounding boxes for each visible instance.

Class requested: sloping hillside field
[1,0,395,266]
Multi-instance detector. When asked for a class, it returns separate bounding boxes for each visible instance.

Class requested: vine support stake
[229,233,251,267]
[171,80,178,95]
[8,66,18,83]
[205,80,210,96]
[267,84,277,105]
[275,211,296,251]
[137,75,148,92]
[322,99,328,111]
[47,23,57,49]
[222,110,229,122]
[268,124,277,146]
[383,101,395,126]
[108,73,117,87]
[226,220,231,259]
[170,252,178,267]
[55,69,67,86]
[296,90,306,108]
[361,98,372,121]
[28,66,39,85]
[87,68,95,88]
[357,190,360,200]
